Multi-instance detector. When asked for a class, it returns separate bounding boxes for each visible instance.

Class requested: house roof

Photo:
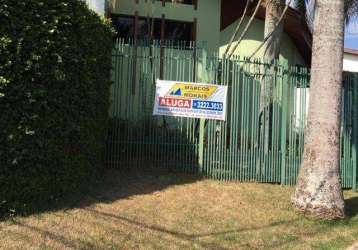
[345,48,358,56]
[221,0,312,65]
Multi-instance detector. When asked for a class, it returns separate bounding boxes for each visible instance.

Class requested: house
[91,1,357,188]
[344,48,358,73]
[103,0,313,133]
[105,0,311,66]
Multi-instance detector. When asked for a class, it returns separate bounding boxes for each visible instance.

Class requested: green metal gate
[107,40,358,190]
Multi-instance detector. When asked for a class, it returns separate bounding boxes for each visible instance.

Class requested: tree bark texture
[264,0,285,61]
[292,0,346,220]
[259,0,285,154]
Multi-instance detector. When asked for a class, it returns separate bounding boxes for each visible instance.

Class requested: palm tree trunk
[258,0,285,156]
[264,0,285,61]
[260,0,285,106]
[292,0,345,220]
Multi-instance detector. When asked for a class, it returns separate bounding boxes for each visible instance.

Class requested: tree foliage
[293,0,358,27]
[0,0,113,215]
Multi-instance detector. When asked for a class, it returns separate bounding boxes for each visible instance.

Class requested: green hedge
[0,1,113,215]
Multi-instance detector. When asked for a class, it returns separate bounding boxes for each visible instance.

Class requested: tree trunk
[258,0,285,155]
[263,0,285,62]
[292,0,346,220]
[261,0,285,104]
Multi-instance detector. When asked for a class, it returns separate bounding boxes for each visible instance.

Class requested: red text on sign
[159,97,192,108]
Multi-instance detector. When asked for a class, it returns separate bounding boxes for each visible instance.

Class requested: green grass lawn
[1,169,358,250]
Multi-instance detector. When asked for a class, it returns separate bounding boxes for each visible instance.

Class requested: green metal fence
[107,39,358,190]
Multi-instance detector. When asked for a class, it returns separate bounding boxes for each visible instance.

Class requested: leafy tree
[0,0,113,216]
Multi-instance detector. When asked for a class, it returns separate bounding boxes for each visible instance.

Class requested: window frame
[111,13,197,46]
[151,0,198,9]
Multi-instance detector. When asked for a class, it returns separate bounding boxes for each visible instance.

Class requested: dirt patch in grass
[1,169,358,250]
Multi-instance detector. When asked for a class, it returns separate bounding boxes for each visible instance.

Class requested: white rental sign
[153,80,228,121]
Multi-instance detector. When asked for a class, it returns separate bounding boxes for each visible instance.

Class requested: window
[111,15,161,41]
[164,20,193,43]
[111,14,195,46]
[160,0,194,5]
[137,18,162,40]
[111,15,134,40]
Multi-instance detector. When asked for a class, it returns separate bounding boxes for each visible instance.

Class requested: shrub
[0,0,113,215]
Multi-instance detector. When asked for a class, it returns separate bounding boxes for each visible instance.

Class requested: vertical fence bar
[280,61,289,185]
[353,74,358,191]
[234,57,241,180]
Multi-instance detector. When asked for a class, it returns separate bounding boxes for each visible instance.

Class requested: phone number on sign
[192,100,223,111]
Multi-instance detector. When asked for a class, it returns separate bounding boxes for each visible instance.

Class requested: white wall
[343,53,358,73]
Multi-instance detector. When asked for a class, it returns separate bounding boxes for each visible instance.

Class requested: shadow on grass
[4,169,357,249]
[0,167,202,221]
[8,211,300,250]
[11,220,79,249]
[84,208,303,250]
[86,207,299,239]
[345,196,358,218]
